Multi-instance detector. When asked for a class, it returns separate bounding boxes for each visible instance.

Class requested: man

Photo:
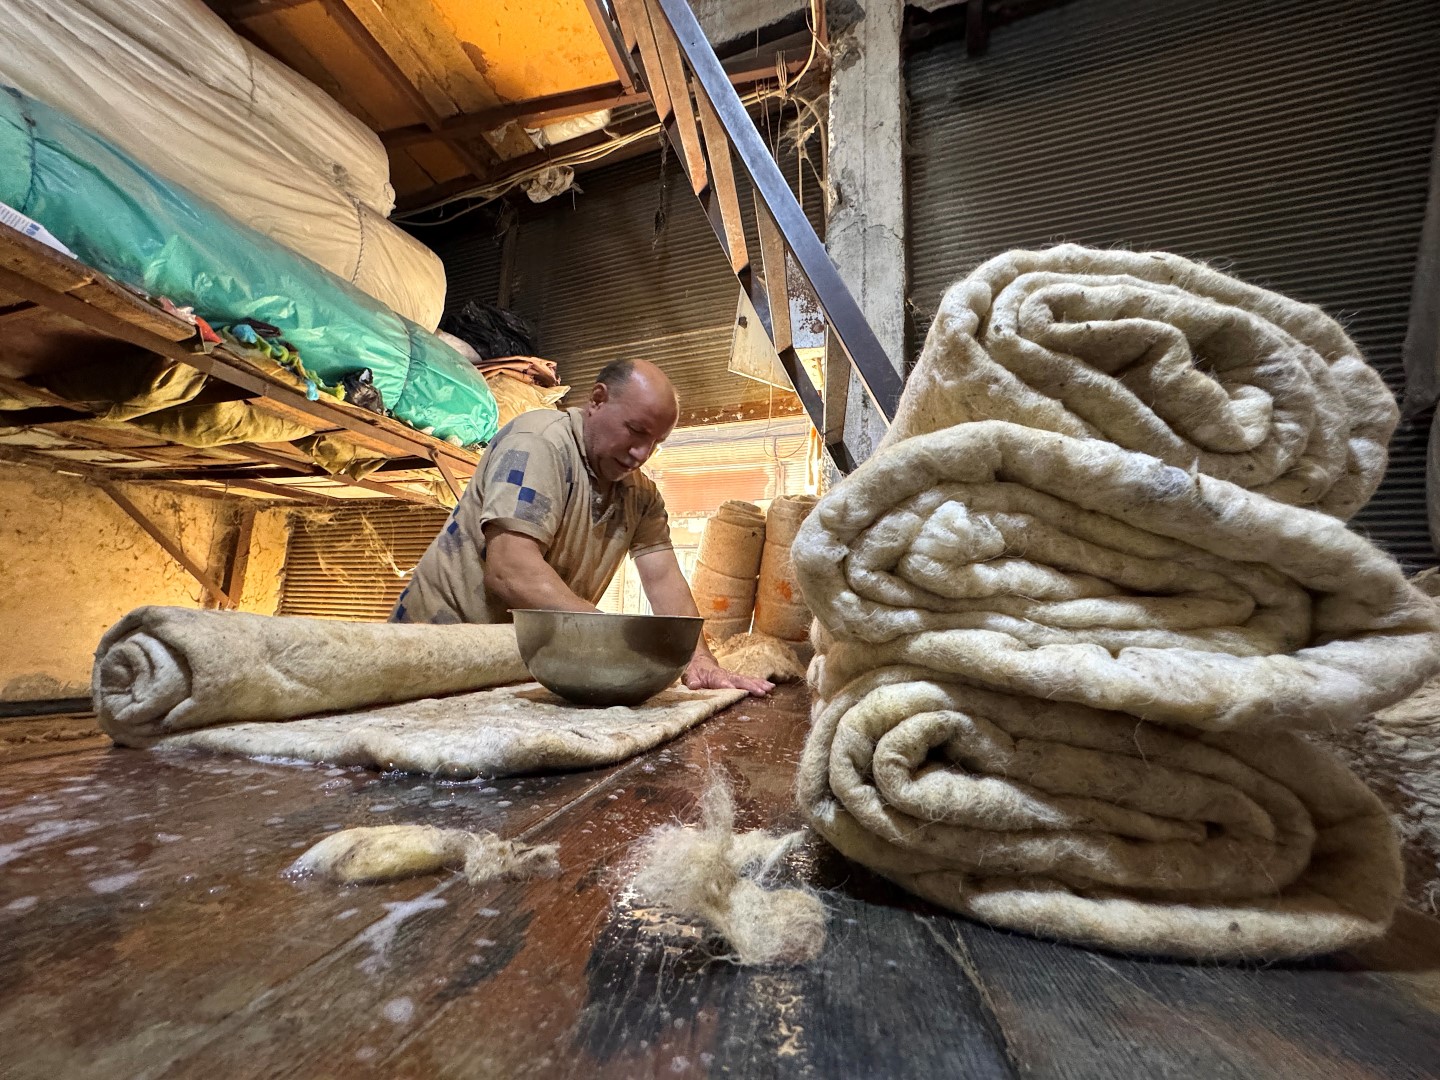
[392,358,773,696]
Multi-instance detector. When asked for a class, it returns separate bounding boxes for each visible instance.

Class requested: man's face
[583,372,677,483]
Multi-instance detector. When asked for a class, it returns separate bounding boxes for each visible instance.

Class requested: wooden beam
[0,265,386,459]
[212,477,341,504]
[320,0,445,128]
[822,327,850,451]
[655,0,905,458]
[432,453,464,503]
[224,0,314,21]
[105,453,447,483]
[382,83,638,149]
[0,444,262,504]
[317,0,493,177]
[694,87,750,276]
[581,0,637,92]
[104,465,320,484]
[613,0,676,128]
[639,0,710,197]
[397,113,657,214]
[0,407,93,426]
[344,476,448,508]
[0,374,74,409]
[220,505,257,611]
[380,56,811,156]
[0,444,95,476]
[754,198,794,355]
[0,301,40,323]
[0,234,479,475]
[676,394,804,428]
[220,442,329,472]
[100,483,236,607]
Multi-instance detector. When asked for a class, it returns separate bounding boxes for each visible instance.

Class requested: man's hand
[632,548,773,696]
[682,654,774,697]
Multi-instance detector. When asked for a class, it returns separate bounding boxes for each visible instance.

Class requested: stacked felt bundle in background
[754,495,819,643]
[691,501,768,642]
[793,245,1440,960]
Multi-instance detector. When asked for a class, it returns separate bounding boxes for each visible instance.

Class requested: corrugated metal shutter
[906,0,1440,567]
[508,130,825,419]
[279,503,448,621]
[422,207,506,316]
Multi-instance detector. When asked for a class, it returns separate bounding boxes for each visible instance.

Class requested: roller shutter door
[508,135,825,421]
[278,503,447,621]
[906,0,1440,567]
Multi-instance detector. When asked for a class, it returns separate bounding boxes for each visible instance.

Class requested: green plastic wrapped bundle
[0,86,497,446]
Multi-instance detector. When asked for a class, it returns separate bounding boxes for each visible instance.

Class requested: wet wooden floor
[3,683,1440,1079]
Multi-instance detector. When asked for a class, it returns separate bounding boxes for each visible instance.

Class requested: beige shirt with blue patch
[392,408,672,625]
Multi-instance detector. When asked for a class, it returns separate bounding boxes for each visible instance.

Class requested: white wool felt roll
[798,668,1401,960]
[795,422,1440,736]
[887,245,1398,520]
[93,607,529,744]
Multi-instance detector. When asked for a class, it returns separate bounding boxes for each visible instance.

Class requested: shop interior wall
[0,463,289,701]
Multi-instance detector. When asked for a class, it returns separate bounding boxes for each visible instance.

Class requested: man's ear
[590,382,609,407]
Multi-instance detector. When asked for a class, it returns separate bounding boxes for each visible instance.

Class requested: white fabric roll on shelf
[0,0,447,328]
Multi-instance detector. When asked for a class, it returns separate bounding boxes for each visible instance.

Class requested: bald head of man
[582,358,679,483]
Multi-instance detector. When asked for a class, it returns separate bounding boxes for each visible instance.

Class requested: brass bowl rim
[511,609,703,624]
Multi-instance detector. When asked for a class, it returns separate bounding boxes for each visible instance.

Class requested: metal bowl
[512,609,702,707]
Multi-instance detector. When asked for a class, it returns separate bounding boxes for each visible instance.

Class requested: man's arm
[481,525,598,613]
[633,548,773,697]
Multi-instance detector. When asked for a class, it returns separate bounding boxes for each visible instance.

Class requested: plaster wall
[236,506,292,618]
[0,464,288,700]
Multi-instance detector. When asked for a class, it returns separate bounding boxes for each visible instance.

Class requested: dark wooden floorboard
[2,684,1439,1079]
[0,710,109,765]
[0,743,635,1079]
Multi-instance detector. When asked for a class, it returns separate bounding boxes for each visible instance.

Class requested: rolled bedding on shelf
[0,87,497,446]
[0,0,450,328]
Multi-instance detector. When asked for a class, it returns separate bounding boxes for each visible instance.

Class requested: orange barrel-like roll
[690,500,766,642]
[753,494,818,642]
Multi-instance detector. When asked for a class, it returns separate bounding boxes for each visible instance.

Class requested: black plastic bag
[440,300,537,360]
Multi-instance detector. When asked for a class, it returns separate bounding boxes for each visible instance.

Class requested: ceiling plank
[221,0,316,21]
[383,82,638,149]
[0,225,480,476]
[380,53,816,156]
[100,482,237,607]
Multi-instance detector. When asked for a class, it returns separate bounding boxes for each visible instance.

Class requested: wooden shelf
[0,223,478,508]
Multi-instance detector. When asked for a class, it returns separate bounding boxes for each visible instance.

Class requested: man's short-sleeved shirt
[391,408,672,625]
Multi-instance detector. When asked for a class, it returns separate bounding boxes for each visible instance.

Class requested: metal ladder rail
[595,0,904,473]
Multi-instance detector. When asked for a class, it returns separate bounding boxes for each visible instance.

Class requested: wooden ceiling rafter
[580,0,637,92]
[204,0,828,203]
[379,51,820,153]
[393,56,819,214]
[0,444,250,505]
[221,0,313,21]
[315,0,497,179]
[99,480,240,608]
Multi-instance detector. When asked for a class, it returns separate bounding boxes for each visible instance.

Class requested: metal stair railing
[594,0,903,473]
